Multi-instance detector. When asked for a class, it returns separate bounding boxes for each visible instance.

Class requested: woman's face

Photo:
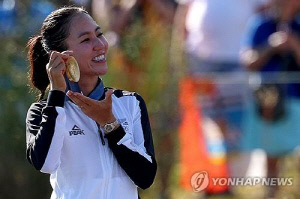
[65,13,109,80]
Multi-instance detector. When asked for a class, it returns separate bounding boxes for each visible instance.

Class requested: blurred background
[2,0,300,198]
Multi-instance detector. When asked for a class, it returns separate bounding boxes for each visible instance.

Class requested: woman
[25,6,157,199]
[241,0,300,197]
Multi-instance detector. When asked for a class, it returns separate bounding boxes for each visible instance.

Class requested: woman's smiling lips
[92,54,106,63]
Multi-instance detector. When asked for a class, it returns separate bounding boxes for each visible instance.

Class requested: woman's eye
[81,38,90,43]
[80,33,103,43]
[97,32,103,37]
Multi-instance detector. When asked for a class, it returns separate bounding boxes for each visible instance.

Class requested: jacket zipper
[95,122,109,198]
[96,123,105,145]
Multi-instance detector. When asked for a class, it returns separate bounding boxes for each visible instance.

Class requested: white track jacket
[26,80,157,199]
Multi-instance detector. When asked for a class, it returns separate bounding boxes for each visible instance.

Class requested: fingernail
[66,91,72,96]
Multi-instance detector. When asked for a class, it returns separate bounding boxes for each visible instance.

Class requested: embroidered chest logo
[69,125,85,136]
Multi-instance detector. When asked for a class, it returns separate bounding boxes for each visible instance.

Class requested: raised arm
[26,90,66,173]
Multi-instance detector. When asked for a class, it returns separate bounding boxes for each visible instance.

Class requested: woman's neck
[78,76,99,96]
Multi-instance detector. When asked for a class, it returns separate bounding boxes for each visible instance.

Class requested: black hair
[27,6,88,100]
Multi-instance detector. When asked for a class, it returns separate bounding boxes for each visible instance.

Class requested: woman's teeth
[93,55,105,62]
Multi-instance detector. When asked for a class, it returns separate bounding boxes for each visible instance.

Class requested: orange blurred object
[178,77,229,194]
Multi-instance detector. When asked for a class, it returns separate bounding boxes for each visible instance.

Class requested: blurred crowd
[2,0,300,198]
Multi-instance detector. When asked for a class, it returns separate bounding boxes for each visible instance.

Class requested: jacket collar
[65,77,105,101]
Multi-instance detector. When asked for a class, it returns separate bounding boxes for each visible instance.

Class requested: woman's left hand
[66,89,116,126]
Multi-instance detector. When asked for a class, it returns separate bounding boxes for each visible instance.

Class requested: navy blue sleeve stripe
[47,90,65,107]
[26,103,59,170]
[105,125,126,143]
[26,90,65,171]
[134,93,156,158]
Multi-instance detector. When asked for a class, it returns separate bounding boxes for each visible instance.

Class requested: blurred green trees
[0,33,52,199]
[0,1,56,198]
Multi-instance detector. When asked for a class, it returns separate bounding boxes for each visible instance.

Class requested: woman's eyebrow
[77,26,101,38]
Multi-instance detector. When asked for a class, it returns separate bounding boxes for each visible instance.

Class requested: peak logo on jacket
[69,125,85,136]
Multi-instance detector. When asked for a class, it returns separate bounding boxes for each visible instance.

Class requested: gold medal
[66,56,80,82]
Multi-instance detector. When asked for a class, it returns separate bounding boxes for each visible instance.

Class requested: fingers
[53,62,66,74]
[49,51,73,65]
[46,51,74,92]
[67,91,91,108]
[104,89,114,104]
[61,50,74,61]
[51,56,64,69]
[67,90,115,125]
[49,50,73,57]
[48,52,63,70]
[67,90,114,110]
[61,50,73,55]
[49,51,60,63]
[47,57,66,77]
[47,51,73,74]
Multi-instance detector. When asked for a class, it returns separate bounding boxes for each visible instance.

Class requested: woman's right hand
[46,51,73,92]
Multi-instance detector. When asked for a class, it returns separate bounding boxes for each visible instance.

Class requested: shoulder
[111,89,147,108]
[113,89,136,98]
[112,89,144,100]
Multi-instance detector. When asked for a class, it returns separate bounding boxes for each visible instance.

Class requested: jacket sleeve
[105,93,157,189]
[26,90,66,174]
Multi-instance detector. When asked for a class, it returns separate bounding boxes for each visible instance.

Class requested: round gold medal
[66,56,80,82]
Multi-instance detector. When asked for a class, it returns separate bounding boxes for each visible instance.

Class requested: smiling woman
[65,13,109,88]
[25,6,157,199]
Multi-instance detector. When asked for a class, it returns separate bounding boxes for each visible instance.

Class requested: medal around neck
[66,56,80,82]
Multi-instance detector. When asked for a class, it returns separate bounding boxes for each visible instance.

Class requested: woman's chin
[95,71,107,76]
[90,65,108,76]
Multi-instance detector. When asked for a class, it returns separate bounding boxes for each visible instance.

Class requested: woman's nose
[93,37,106,51]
